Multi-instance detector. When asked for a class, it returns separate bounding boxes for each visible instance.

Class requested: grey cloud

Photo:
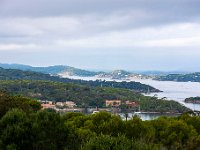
[0,0,200,71]
[0,0,200,39]
[1,0,200,22]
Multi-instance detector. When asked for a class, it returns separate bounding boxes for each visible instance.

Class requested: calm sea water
[132,79,200,111]
[64,75,200,111]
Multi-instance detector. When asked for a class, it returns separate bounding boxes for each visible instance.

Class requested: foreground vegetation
[4,110,200,150]
[0,81,190,113]
[0,92,200,150]
[0,91,41,118]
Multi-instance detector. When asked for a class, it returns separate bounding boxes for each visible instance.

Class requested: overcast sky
[0,0,200,71]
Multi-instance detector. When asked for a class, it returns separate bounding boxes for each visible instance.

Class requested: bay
[63,75,200,111]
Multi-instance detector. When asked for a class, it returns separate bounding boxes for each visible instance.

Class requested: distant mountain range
[1,63,198,82]
[0,63,100,77]
[0,63,145,79]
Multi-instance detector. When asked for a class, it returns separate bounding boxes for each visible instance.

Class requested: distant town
[39,99,139,114]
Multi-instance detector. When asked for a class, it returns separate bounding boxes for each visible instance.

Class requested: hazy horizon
[0,0,200,71]
[0,62,194,73]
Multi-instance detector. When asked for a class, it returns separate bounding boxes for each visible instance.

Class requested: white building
[65,101,76,108]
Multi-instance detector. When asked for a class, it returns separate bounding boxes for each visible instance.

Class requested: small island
[154,72,200,82]
[185,97,200,104]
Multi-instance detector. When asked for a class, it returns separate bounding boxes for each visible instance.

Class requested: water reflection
[119,113,180,121]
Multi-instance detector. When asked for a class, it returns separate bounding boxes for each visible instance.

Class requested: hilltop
[0,63,99,76]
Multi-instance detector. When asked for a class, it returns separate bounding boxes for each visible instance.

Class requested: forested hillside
[0,63,99,76]
[0,91,41,118]
[0,80,189,113]
[0,67,160,93]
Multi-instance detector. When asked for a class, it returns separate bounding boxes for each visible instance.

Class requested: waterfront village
[38,99,139,114]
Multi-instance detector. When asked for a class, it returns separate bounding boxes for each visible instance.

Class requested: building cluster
[125,101,139,108]
[55,101,77,108]
[39,100,77,110]
[105,100,121,107]
[38,99,139,114]
[106,100,139,108]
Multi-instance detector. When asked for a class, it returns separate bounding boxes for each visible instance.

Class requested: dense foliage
[1,108,200,150]
[0,67,159,92]
[154,72,200,82]
[0,91,41,118]
[0,81,190,112]
[81,80,160,93]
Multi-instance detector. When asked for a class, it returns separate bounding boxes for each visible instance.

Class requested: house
[41,103,55,109]
[39,100,53,105]
[56,102,64,107]
[106,100,121,107]
[125,101,139,108]
[65,101,77,108]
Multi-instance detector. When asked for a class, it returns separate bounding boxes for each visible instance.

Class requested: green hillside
[0,80,190,113]
[0,63,99,76]
[0,67,160,93]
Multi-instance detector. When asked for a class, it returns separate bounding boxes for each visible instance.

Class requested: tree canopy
[1,109,200,150]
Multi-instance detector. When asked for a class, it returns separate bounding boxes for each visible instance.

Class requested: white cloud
[0,17,82,38]
[1,17,200,53]
[55,22,200,48]
[143,37,200,47]
[0,43,40,51]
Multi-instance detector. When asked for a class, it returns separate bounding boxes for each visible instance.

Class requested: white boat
[92,111,100,114]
